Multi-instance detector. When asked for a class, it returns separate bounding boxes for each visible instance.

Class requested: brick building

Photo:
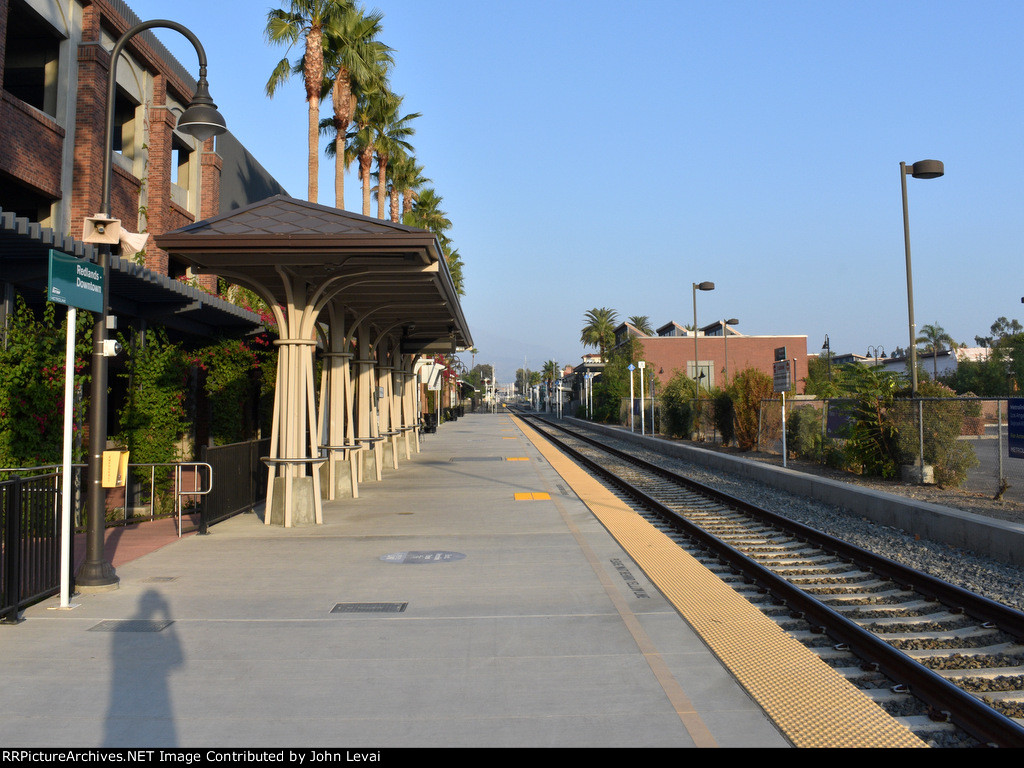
[0,0,285,295]
[615,321,809,393]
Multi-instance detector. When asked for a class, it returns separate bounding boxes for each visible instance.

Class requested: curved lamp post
[78,20,227,590]
[900,159,944,398]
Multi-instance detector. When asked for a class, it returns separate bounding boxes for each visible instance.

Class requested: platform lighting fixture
[900,159,944,397]
[79,19,227,592]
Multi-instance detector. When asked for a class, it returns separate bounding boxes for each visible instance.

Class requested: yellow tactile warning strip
[510,415,926,749]
[506,457,530,461]
[513,492,551,501]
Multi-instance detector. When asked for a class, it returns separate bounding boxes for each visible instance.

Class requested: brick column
[194,138,223,292]
[69,3,109,237]
[144,74,173,275]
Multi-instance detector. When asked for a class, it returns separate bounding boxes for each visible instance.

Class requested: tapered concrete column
[355,326,382,482]
[318,307,359,499]
[265,334,323,526]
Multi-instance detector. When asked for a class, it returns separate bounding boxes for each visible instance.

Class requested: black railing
[1,473,67,623]
[198,438,269,532]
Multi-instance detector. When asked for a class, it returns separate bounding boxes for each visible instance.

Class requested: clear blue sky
[128,0,1024,384]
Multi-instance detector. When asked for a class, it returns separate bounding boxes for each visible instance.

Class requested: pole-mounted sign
[48,250,104,314]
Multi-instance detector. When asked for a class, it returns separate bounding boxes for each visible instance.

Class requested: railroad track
[517,411,1024,748]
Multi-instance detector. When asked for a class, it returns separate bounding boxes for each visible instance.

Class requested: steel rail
[520,412,1024,748]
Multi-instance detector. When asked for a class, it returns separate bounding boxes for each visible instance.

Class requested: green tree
[372,96,419,219]
[841,365,904,479]
[728,368,775,451]
[389,154,430,223]
[405,187,451,235]
[892,379,978,487]
[580,307,619,362]
[591,337,640,423]
[628,315,653,335]
[659,370,697,438]
[0,299,91,466]
[322,3,393,209]
[916,322,957,380]
[266,0,350,204]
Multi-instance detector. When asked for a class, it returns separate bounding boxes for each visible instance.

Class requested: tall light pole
[692,281,714,437]
[77,20,226,591]
[822,335,831,382]
[900,159,944,397]
[722,318,739,385]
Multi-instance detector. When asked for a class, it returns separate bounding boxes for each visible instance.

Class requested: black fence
[198,438,269,532]
[1,472,68,623]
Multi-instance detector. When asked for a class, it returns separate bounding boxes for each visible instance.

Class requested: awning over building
[0,207,262,337]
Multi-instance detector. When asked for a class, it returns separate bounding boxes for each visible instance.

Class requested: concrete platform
[0,412,789,748]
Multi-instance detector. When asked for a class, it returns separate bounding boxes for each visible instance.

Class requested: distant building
[612,321,808,392]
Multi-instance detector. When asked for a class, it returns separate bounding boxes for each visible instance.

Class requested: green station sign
[48,249,104,313]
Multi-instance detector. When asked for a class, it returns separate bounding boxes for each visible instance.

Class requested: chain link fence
[755,396,1024,501]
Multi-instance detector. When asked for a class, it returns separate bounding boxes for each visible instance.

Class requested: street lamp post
[900,159,944,397]
[77,20,227,591]
[722,318,739,385]
[692,281,714,438]
[866,345,885,367]
[822,335,831,381]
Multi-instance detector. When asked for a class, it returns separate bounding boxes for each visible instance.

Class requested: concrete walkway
[1,412,788,748]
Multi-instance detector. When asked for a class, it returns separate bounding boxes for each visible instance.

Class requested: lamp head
[176,76,227,143]
[909,159,944,179]
[694,281,715,291]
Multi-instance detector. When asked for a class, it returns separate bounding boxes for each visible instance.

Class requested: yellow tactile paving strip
[511,415,926,749]
[513,492,551,500]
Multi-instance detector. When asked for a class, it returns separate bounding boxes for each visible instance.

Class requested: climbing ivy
[0,297,92,467]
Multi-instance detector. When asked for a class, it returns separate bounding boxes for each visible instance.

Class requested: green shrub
[659,370,697,438]
[728,368,775,451]
[786,405,822,460]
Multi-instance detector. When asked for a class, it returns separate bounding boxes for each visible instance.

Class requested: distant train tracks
[516,411,1024,748]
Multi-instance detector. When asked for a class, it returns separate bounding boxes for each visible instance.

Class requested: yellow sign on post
[102,450,130,488]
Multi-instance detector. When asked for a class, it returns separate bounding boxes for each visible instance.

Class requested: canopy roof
[0,208,261,337]
[156,196,472,353]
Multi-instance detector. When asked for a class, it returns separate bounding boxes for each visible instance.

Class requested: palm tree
[405,187,451,236]
[265,0,349,204]
[580,307,619,361]
[917,322,958,379]
[372,97,420,219]
[322,5,392,209]
[444,245,465,296]
[390,156,430,222]
[347,86,405,217]
[628,315,654,335]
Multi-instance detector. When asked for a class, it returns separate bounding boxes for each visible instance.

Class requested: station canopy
[156,195,472,354]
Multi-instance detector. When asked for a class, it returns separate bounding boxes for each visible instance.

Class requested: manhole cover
[380,551,466,564]
[88,620,173,632]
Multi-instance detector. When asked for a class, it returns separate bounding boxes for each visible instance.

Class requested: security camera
[102,339,122,357]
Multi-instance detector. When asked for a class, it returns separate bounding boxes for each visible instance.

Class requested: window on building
[687,361,715,390]
[111,88,139,159]
[170,134,193,208]
[0,171,56,226]
[2,0,63,117]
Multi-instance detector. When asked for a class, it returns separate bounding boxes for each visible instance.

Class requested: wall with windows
[0,0,283,289]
